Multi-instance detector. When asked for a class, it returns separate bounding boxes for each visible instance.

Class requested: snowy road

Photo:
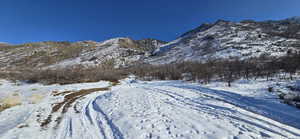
[1,80,300,139]
[56,80,300,139]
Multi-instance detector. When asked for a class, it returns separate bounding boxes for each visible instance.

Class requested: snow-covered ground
[0,79,300,139]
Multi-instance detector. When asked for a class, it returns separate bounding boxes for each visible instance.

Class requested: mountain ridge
[149,17,300,64]
[1,17,300,69]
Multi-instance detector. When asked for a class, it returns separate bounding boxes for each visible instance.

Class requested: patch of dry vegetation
[29,94,44,104]
[117,38,140,49]
[1,65,126,85]
[0,93,22,112]
[0,44,23,51]
[1,41,86,69]
[2,52,300,87]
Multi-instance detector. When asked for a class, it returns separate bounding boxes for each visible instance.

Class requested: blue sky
[1,0,300,44]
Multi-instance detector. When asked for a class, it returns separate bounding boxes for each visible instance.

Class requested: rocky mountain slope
[0,42,10,47]
[0,38,166,70]
[149,18,300,64]
[1,17,300,69]
[1,17,300,139]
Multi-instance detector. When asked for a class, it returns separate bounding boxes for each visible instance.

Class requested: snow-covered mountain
[149,19,300,64]
[1,17,300,69]
[0,38,166,70]
[0,42,10,47]
[2,17,300,139]
[284,16,300,24]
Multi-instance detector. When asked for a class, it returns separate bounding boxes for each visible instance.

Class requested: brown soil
[40,87,110,127]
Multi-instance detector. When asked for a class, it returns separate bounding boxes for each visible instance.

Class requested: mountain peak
[2,17,300,69]
[215,19,231,24]
[0,42,10,47]
[150,17,300,64]
[285,16,300,23]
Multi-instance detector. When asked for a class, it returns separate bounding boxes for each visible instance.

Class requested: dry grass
[0,94,22,112]
[0,104,12,112]
[111,80,120,86]
[31,88,38,91]
[0,44,24,51]
[29,94,44,104]
[1,41,86,69]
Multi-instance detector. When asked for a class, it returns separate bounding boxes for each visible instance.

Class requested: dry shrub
[0,104,11,112]
[2,65,128,85]
[2,52,300,85]
[130,64,182,80]
[17,124,29,128]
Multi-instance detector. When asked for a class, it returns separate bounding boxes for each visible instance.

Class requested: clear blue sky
[1,0,299,44]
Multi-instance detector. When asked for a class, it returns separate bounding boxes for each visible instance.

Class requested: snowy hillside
[2,17,300,69]
[1,17,300,139]
[0,43,10,47]
[0,79,300,139]
[0,38,165,70]
[149,19,300,64]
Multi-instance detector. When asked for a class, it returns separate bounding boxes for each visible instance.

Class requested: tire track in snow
[56,81,300,139]
[91,98,124,139]
[81,92,124,139]
[168,83,300,128]
[136,83,300,138]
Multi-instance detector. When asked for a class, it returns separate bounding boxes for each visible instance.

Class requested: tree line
[131,52,300,86]
[1,52,299,86]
